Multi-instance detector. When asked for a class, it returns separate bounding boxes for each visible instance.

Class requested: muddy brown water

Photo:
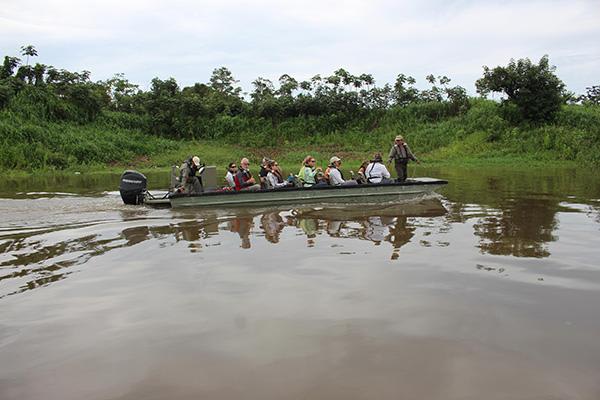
[1,165,600,400]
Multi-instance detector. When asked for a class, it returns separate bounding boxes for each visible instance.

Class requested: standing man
[234,158,261,191]
[388,135,419,182]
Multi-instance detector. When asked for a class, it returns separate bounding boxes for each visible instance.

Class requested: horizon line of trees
[1,45,598,139]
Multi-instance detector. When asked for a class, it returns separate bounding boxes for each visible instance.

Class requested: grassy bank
[1,100,599,175]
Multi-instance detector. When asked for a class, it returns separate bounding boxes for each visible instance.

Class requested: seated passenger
[259,157,270,189]
[365,153,393,184]
[266,160,290,189]
[356,160,369,184]
[328,156,357,186]
[298,156,322,187]
[315,171,330,186]
[271,161,285,183]
[224,162,237,188]
[234,158,261,191]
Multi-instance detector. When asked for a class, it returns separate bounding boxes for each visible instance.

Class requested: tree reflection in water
[473,197,558,258]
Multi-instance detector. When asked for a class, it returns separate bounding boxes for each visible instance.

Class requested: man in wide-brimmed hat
[387,135,419,182]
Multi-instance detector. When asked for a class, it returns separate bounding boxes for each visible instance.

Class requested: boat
[119,168,447,208]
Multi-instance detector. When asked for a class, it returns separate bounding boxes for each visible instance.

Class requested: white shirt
[225,171,235,187]
[328,168,345,186]
[365,162,391,183]
[267,172,288,188]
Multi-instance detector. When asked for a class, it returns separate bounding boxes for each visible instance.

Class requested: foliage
[476,55,567,123]
[0,46,599,171]
[579,85,600,105]
[0,109,178,170]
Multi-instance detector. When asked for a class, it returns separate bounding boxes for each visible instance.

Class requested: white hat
[192,156,200,167]
[329,156,341,164]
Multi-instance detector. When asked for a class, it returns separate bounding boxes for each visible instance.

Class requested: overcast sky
[1,0,599,94]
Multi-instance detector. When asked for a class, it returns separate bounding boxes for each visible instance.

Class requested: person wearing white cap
[328,156,357,186]
[178,155,203,194]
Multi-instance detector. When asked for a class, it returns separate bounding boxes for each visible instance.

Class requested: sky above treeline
[1,0,599,95]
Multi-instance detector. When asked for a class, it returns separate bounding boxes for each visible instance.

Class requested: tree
[299,80,312,93]
[393,73,419,106]
[334,68,353,90]
[251,77,275,102]
[580,85,600,105]
[369,83,393,109]
[32,64,46,86]
[20,45,38,66]
[209,67,241,97]
[476,55,566,122]
[16,65,34,84]
[325,74,341,88]
[419,74,445,102]
[100,73,140,112]
[277,74,298,97]
[0,56,21,79]
[360,74,374,90]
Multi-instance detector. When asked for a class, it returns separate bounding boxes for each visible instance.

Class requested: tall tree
[251,77,275,102]
[277,74,298,97]
[393,73,419,106]
[20,45,38,66]
[209,67,241,97]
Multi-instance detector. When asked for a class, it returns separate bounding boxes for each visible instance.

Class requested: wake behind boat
[119,168,447,208]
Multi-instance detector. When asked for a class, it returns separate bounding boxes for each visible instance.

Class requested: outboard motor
[119,170,147,205]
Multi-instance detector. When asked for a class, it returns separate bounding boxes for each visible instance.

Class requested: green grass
[1,100,599,177]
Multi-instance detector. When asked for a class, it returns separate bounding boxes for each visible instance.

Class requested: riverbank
[0,147,584,181]
[1,100,599,175]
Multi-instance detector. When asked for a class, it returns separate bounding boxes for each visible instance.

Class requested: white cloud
[0,0,598,93]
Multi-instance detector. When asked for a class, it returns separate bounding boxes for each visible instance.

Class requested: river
[1,165,599,400]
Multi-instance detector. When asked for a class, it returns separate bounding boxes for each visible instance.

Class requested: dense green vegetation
[1,47,599,173]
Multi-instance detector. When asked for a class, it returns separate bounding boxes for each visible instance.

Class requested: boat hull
[167,178,447,208]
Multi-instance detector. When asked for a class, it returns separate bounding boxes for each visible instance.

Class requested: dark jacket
[179,160,197,184]
[179,159,202,193]
[234,169,254,191]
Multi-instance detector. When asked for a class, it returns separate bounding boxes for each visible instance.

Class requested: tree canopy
[1,47,594,139]
[475,55,567,123]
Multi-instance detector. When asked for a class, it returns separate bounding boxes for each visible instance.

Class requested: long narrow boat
[159,179,445,208]
[119,169,447,208]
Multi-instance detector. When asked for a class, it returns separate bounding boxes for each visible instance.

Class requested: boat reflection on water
[0,197,447,298]
[216,197,448,258]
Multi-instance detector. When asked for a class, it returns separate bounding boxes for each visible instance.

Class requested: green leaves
[209,67,242,98]
[476,56,567,123]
